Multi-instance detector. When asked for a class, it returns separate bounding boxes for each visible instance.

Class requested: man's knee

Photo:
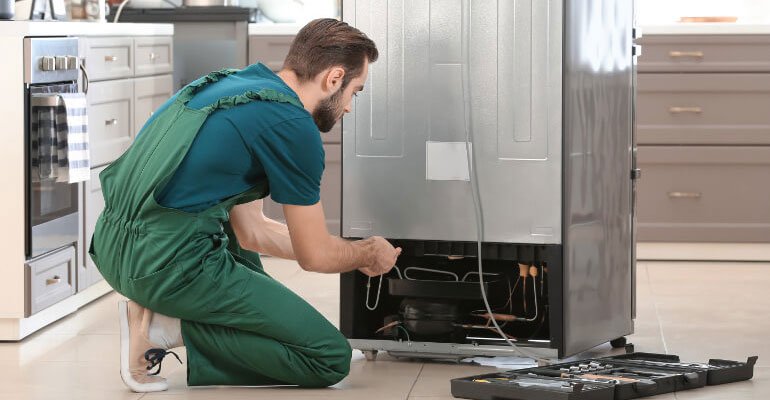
[301,333,352,387]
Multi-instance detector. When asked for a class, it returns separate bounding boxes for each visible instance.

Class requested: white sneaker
[118,300,183,392]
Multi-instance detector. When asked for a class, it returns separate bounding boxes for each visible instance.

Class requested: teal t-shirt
[147,63,324,213]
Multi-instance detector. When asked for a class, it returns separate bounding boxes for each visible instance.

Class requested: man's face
[312,62,369,133]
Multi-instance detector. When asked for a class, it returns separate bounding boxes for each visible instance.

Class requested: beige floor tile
[148,353,423,399]
[1,257,768,399]
[408,362,499,397]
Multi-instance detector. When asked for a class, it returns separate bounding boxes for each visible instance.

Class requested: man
[89,19,400,392]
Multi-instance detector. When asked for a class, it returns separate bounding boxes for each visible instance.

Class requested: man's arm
[283,202,400,275]
[229,200,296,260]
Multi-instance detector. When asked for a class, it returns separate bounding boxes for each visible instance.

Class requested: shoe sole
[119,300,168,393]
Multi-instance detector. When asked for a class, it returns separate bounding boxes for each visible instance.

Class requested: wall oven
[24,37,82,259]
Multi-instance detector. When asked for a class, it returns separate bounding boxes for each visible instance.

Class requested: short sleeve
[243,116,324,206]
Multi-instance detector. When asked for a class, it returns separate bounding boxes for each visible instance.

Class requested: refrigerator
[340,0,639,359]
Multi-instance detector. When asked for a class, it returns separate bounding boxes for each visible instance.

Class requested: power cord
[460,0,549,364]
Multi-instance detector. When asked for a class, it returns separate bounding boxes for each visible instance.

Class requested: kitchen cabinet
[636,34,770,242]
[87,79,134,168]
[25,246,77,316]
[79,35,174,290]
[249,33,342,234]
[134,74,174,136]
[134,36,173,77]
[80,166,107,291]
[248,34,293,72]
[83,37,134,81]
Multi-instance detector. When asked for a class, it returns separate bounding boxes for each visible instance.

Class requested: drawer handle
[46,276,61,285]
[669,50,704,59]
[104,55,118,62]
[105,118,118,126]
[669,106,702,114]
[149,52,157,61]
[668,191,702,199]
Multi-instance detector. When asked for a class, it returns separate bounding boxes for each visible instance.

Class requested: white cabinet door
[134,37,173,77]
[81,166,108,290]
[88,79,134,167]
[134,74,174,136]
[84,37,134,81]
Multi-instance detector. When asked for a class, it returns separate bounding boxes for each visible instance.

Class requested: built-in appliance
[24,37,83,259]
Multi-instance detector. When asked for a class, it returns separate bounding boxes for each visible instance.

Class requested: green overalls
[89,68,352,387]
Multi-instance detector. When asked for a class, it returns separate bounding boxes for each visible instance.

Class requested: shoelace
[144,348,183,376]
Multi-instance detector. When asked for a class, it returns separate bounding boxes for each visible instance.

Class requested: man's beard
[313,88,345,133]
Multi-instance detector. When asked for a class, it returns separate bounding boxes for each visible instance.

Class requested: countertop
[248,23,302,36]
[640,23,770,35]
[0,21,173,37]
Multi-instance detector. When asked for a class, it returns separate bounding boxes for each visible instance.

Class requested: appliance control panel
[24,37,80,85]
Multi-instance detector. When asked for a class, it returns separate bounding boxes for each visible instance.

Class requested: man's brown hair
[283,18,379,88]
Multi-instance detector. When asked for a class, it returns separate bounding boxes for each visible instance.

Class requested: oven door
[27,87,80,259]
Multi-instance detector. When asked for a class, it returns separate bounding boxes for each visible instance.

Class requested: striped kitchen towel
[57,93,90,183]
[30,106,60,182]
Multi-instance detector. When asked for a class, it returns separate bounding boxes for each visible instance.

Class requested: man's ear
[324,66,346,93]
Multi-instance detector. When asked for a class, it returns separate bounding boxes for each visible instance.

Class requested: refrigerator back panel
[342,0,563,244]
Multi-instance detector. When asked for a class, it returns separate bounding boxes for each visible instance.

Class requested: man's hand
[357,236,401,277]
[283,202,403,274]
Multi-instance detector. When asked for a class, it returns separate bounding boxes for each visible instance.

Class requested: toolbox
[451,352,757,400]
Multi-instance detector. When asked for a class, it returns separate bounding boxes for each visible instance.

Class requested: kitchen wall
[637,0,770,24]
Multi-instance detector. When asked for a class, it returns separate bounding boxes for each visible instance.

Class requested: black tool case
[451,353,757,400]
[607,352,759,386]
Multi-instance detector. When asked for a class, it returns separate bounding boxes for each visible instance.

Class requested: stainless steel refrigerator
[340,0,638,359]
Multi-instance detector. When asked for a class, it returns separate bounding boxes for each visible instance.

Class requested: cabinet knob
[669,106,702,114]
[668,191,701,199]
[669,50,704,59]
[105,118,118,126]
[104,55,118,62]
[46,276,62,285]
[149,52,158,61]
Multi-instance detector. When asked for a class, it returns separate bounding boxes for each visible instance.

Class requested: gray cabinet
[87,79,134,167]
[80,166,107,291]
[26,246,77,316]
[134,74,174,136]
[636,146,770,242]
[637,73,770,145]
[638,35,770,73]
[248,34,293,72]
[636,34,770,242]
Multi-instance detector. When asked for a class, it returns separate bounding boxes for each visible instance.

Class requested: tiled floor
[1,258,767,399]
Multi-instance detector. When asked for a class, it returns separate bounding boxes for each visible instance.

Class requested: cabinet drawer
[636,146,770,242]
[82,166,107,291]
[637,35,770,72]
[26,246,76,316]
[84,37,134,81]
[637,74,770,145]
[134,37,173,77]
[248,35,293,71]
[134,74,173,136]
[88,79,133,167]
